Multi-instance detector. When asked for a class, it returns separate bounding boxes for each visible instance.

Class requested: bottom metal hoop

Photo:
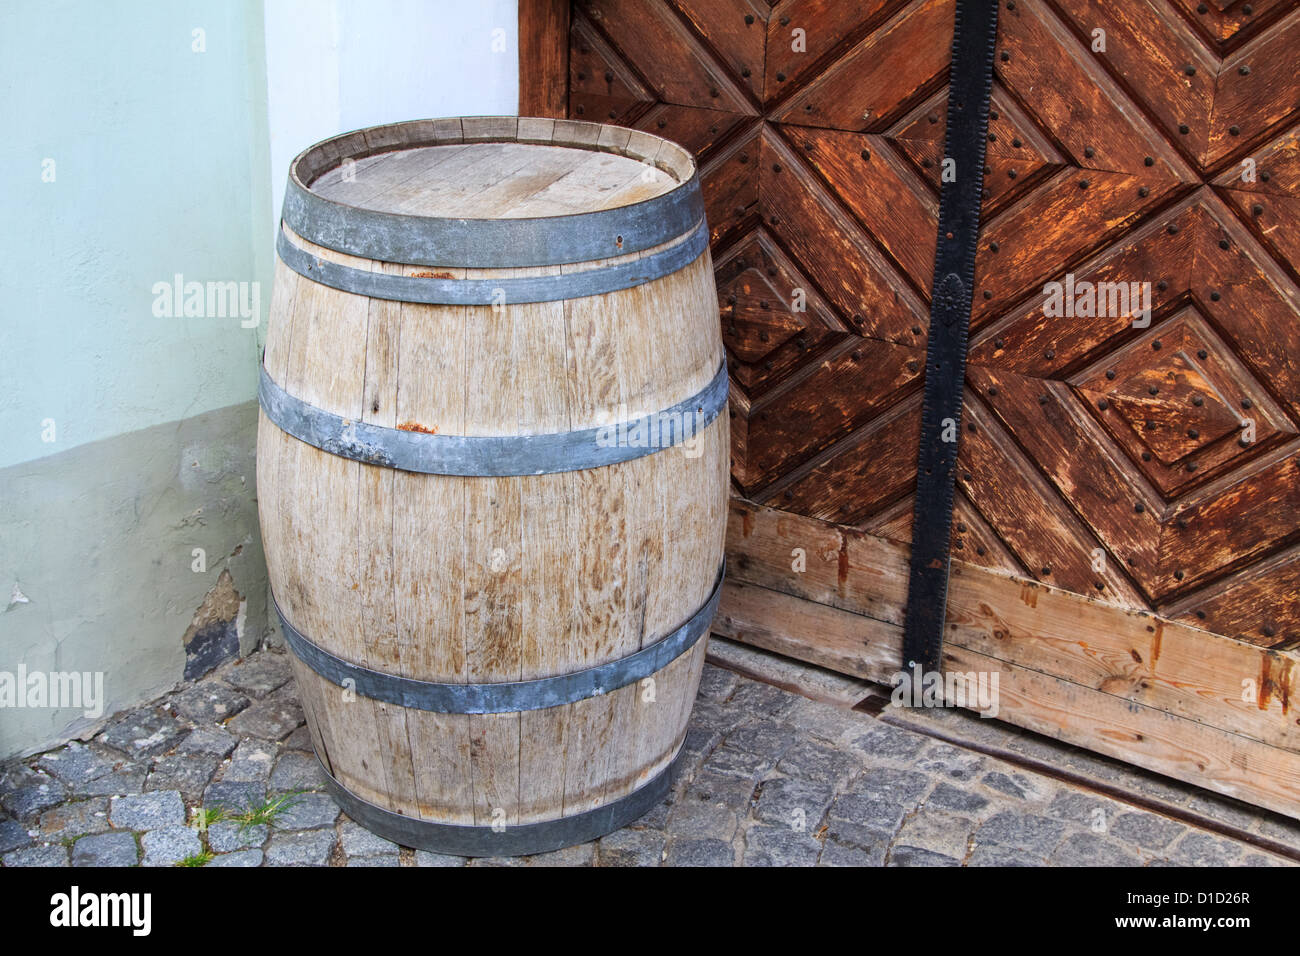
[318,748,682,858]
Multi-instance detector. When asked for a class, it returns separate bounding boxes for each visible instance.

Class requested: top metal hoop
[281,116,705,269]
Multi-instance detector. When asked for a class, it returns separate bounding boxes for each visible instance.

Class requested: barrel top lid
[282,117,704,269]
[293,116,694,221]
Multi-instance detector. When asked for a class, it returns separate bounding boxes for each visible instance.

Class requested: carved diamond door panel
[567,0,1300,650]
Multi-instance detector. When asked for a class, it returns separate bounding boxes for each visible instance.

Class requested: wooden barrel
[256,117,728,856]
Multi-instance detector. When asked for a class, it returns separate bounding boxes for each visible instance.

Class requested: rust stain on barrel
[397,421,438,434]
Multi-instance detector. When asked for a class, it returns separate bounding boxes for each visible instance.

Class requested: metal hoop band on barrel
[317,746,683,857]
[276,218,710,305]
[283,119,704,269]
[275,561,722,715]
[258,360,728,477]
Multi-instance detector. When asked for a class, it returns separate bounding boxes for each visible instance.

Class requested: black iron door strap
[902,0,1000,677]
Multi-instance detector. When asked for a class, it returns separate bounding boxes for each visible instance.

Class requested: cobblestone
[140,826,201,866]
[752,776,835,829]
[208,849,263,867]
[775,737,863,786]
[0,820,30,853]
[723,720,799,761]
[39,798,111,842]
[271,793,339,831]
[1167,830,1244,867]
[71,830,139,867]
[684,771,756,815]
[207,822,267,853]
[339,821,399,858]
[265,828,336,866]
[968,842,1039,866]
[828,791,909,837]
[849,722,929,762]
[176,727,237,759]
[664,837,734,867]
[224,688,303,740]
[852,766,932,806]
[742,824,821,866]
[282,726,314,751]
[170,682,250,724]
[202,780,265,814]
[981,770,1054,803]
[100,708,190,758]
[913,742,987,783]
[819,839,887,866]
[699,742,771,781]
[975,810,1068,858]
[2,775,67,819]
[66,765,148,799]
[666,797,739,841]
[598,827,665,867]
[1050,830,1143,867]
[145,753,221,800]
[3,844,69,867]
[888,845,962,867]
[925,783,991,815]
[415,850,468,867]
[109,791,185,831]
[1,648,1290,868]
[268,751,327,793]
[1109,811,1186,851]
[224,739,278,784]
[788,697,872,746]
[222,651,293,697]
[35,743,117,786]
[526,843,596,867]
[894,807,975,860]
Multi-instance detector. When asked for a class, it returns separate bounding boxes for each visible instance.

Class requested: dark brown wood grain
[521,0,1300,659]
[894,86,1066,220]
[957,392,1147,606]
[757,127,929,344]
[763,0,904,103]
[769,0,954,130]
[969,170,1182,330]
[780,124,937,289]
[1057,0,1217,165]
[1160,447,1300,595]
[965,364,1163,590]
[745,337,922,487]
[1164,544,1300,648]
[666,0,767,103]
[1207,9,1300,167]
[518,0,572,118]
[1172,0,1296,51]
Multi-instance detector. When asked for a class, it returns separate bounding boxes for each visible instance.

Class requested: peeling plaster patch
[177,507,207,529]
[183,569,243,680]
[7,583,31,611]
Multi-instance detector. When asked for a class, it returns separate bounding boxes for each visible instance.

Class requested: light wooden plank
[727,500,1300,752]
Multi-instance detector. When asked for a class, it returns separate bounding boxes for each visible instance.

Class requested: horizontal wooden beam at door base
[718,500,1300,820]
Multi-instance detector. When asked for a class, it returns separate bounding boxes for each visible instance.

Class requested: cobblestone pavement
[2,641,1297,867]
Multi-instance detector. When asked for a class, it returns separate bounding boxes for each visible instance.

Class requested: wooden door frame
[518,0,570,119]
[518,1,1300,820]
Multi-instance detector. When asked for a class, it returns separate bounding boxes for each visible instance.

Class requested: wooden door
[553,0,1300,652]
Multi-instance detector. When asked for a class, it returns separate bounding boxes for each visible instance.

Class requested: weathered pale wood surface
[258,125,724,827]
[716,499,1300,819]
